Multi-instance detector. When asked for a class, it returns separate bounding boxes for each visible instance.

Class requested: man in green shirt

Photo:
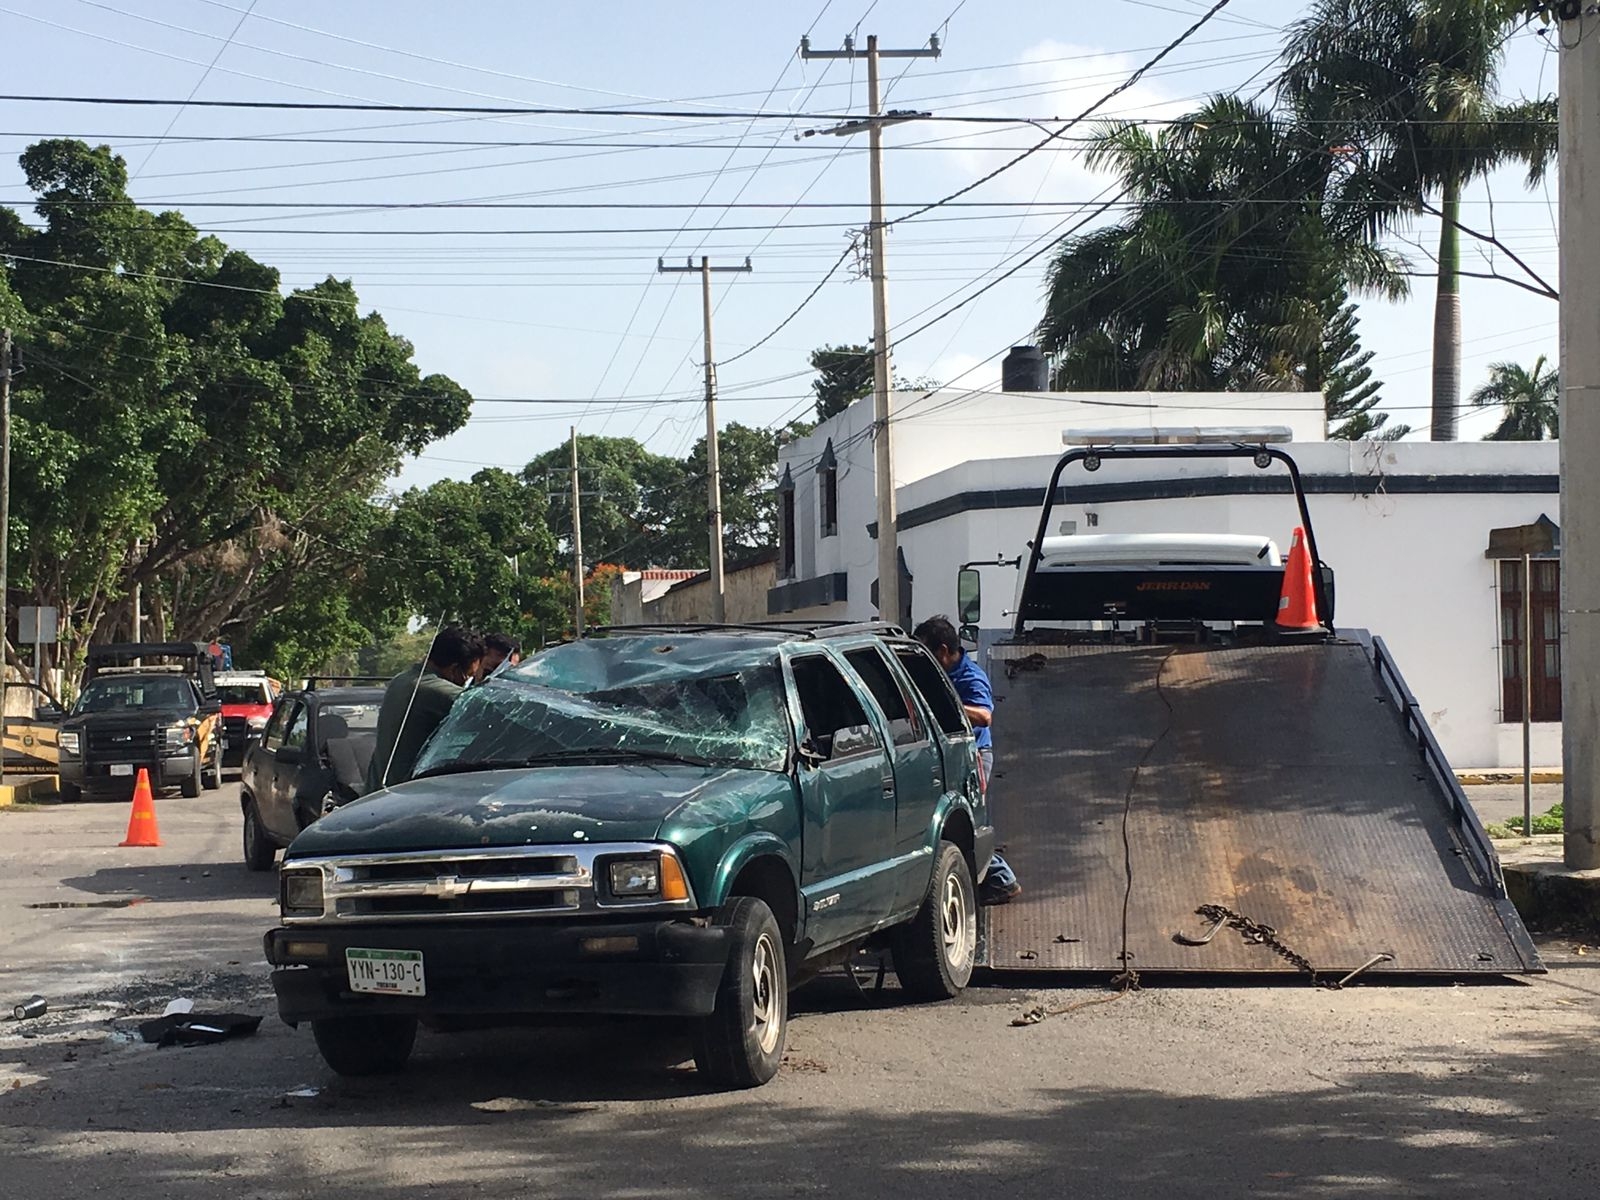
[365,627,484,793]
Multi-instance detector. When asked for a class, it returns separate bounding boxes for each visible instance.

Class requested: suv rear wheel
[311,1015,417,1076]
[890,840,976,1001]
[242,799,275,872]
[692,896,787,1089]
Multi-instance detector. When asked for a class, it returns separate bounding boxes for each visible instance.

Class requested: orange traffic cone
[119,767,162,848]
[1275,527,1321,631]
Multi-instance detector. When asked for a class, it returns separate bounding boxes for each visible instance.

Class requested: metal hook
[1173,912,1227,946]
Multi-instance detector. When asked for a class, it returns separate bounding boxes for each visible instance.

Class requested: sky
[0,0,1563,492]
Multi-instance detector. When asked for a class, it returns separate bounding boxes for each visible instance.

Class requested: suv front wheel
[890,840,976,1001]
[692,896,787,1089]
[312,1015,417,1076]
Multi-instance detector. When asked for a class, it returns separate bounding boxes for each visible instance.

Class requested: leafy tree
[521,435,685,568]
[371,468,562,643]
[1281,0,1556,439]
[1041,96,1406,410]
[1308,291,1410,440]
[806,344,940,422]
[809,344,874,421]
[661,422,783,567]
[1469,355,1558,440]
[0,139,474,683]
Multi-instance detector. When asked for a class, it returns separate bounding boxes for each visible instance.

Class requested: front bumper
[59,751,198,794]
[264,918,732,1024]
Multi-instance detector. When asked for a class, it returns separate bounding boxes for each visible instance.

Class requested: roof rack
[589,620,906,640]
[94,665,189,676]
[303,676,390,689]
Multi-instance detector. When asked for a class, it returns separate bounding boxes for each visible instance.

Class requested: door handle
[881,778,896,795]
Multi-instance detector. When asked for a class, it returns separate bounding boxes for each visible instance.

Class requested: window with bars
[777,466,796,580]
[1500,559,1561,723]
[817,439,838,538]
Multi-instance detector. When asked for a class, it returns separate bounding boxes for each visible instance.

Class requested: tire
[311,1015,417,1077]
[201,739,222,791]
[58,781,82,803]
[692,896,787,1089]
[180,753,202,798]
[890,840,977,1002]
[242,799,276,872]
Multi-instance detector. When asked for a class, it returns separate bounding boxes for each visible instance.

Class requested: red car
[215,671,281,767]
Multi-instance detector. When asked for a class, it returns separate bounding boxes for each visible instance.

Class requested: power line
[0,92,1079,123]
[887,0,1239,231]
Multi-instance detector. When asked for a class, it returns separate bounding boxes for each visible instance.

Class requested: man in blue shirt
[914,616,1021,905]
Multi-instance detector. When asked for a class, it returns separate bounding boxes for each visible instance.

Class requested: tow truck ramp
[979,634,1542,977]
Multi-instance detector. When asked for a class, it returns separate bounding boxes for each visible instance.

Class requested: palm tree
[1040,95,1408,436]
[1281,0,1555,440]
[1469,355,1558,439]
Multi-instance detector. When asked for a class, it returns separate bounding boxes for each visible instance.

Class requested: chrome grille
[281,843,699,924]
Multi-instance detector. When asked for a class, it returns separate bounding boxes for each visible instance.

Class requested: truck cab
[56,643,224,802]
[214,670,282,766]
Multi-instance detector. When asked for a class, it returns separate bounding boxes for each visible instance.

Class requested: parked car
[263,624,990,1088]
[57,642,223,802]
[241,681,384,871]
[215,671,282,767]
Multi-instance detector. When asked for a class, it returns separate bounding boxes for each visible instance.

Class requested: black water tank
[1001,344,1048,392]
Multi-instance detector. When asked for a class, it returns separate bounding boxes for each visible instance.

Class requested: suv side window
[790,654,880,760]
[260,699,290,750]
[894,647,969,738]
[844,646,923,747]
[281,702,310,751]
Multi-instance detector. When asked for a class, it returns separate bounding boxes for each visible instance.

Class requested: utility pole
[801,32,939,626]
[0,329,11,785]
[1559,3,1600,869]
[658,254,753,623]
[570,425,585,638]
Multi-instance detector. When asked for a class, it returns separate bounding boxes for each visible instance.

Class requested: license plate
[109,764,134,777]
[345,948,425,997]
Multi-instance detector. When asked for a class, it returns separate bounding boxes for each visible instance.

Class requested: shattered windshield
[413,636,792,776]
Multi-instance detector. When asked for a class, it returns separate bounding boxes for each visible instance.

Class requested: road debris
[11,996,47,1020]
[138,1012,262,1048]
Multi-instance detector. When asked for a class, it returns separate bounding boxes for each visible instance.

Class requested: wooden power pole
[800,32,939,626]
[658,254,753,623]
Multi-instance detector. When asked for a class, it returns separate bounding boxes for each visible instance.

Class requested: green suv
[264,624,991,1088]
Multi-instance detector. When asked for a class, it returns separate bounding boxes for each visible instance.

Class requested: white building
[771,386,1560,770]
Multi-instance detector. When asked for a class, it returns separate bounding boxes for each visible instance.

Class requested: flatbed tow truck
[961,431,1540,979]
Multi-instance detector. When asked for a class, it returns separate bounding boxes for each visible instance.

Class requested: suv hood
[286,762,778,858]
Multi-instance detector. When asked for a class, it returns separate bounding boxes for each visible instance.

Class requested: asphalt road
[3,782,1599,1199]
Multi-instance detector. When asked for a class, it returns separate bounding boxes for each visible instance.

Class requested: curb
[1456,770,1563,786]
[0,775,57,807]
[1503,858,1600,930]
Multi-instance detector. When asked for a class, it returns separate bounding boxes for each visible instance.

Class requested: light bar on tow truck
[1063,425,1294,446]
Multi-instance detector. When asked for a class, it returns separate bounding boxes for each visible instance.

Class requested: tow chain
[1189,903,1330,987]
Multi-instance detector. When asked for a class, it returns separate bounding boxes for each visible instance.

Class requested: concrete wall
[642,559,777,625]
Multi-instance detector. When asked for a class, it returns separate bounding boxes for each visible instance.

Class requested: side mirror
[957,567,981,626]
[276,745,304,765]
[796,737,826,769]
[959,623,979,648]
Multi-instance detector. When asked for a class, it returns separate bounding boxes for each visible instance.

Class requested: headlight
[59,731,80,756]
[246,716,269,730]
[281,869,325,918]
[605,852,690,902]
[608,859,660,897]
[163,722,195,751]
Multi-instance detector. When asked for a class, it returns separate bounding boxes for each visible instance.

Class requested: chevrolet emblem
[423,875,468,900]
